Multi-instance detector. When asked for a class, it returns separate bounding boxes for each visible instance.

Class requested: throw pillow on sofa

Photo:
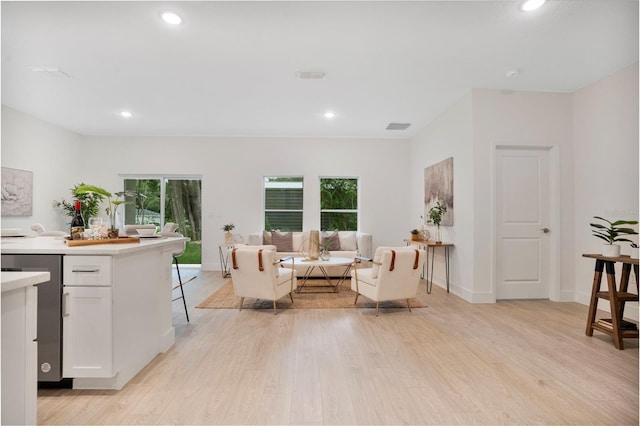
[263,230,272,245]
[338,231,358,251]
[321,230,340,251]
[271,231,293,252]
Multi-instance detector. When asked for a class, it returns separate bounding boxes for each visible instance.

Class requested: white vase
[601,244,620,258]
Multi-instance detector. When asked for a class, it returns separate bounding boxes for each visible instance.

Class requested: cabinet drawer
[63,256,112,286]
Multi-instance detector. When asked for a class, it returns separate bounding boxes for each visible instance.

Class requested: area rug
[196,279,427,310]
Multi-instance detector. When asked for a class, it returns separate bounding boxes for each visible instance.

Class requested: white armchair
[30,223,66,236]
[351,247,426,316]
[230,245,297,314]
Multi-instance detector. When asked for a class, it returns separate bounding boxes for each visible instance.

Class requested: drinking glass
[88,217,103,239]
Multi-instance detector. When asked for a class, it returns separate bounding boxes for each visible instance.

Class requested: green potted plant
[53,183,105,225]
[75,184,135,238]
[428,201,447,243]
[319,240,332,261]
[410,229,420,241]
[590,216,638,257]
[222,223,235,244]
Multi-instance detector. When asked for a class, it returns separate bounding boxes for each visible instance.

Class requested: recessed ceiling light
[521,0,546,12]
[120,111,132,118]
[324,111,336,119]
[162,12,182,25]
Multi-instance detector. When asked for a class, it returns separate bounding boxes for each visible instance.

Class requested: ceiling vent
[295,69,326,80]
[386,122,411,130]
[29,67,71,78]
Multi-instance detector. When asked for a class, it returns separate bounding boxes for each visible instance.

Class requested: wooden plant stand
[583,253,639,349]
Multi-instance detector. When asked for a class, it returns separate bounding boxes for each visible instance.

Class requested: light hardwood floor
[38,270,638,425]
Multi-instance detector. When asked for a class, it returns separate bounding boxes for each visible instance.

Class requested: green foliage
[411,229,419,234]
[221,223,235,232]
[428,202,447,227]
[320,178,357,210]
[75,184,135,230]
[52,183,105,224]
[177,241,202,264]
[590,216,638,245]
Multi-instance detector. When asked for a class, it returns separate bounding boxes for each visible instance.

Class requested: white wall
[472,89,574,303]
[409,93,474,298]
[573,62,639,319]
[14,133,409,270]
[1,106,83,232]
[410,89,574,303]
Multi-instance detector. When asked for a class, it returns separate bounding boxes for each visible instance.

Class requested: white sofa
[247,230,372,277]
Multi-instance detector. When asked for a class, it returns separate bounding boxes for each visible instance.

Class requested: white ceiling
[1,1,638,138]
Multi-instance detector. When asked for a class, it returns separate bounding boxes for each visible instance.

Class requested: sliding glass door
[124,176,202,265]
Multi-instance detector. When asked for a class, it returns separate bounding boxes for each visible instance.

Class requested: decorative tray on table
[64,237,141,247]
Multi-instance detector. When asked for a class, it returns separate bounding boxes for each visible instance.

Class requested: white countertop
[1,235,187,255]
[1,271,50,293]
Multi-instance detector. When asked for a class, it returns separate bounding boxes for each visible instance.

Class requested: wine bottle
[70,200,85,240]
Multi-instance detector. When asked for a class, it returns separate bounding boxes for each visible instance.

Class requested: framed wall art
[1,167,33,216]
[424,157,453,226]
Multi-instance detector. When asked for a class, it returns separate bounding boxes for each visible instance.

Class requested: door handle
[62,292,70,317]
[541,228,550,234]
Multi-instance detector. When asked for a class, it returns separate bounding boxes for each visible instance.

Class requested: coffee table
[281,256,353,293]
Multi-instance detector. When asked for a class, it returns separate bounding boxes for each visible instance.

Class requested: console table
[405,239,453,293]
[583,253,639,350]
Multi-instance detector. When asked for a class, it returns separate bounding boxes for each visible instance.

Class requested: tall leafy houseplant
[590,216,638,257]
[75,185,135,237]
[428,201,447,243]
[53,183,105,225]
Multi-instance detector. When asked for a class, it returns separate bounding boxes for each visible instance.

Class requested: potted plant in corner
[428,201,447,243]
[222,223,235,244]
[590,216,638,257]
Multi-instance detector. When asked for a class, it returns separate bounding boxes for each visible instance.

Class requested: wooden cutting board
[64,237,140,247]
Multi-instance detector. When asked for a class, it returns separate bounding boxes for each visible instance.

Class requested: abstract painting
[1,167,33,216]
[424,157,453,226]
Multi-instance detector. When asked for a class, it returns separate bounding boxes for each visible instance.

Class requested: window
[264,177,303,231]
[123,177,202,264]
[320,177,358,231]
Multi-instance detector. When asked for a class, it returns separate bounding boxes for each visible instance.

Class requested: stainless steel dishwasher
[1,254,63,383]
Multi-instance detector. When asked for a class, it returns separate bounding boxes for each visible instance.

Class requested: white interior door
[495,147,550,299]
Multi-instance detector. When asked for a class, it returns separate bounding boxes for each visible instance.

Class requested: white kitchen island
[1,235,187,390]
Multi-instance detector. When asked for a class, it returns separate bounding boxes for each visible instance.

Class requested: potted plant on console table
[222,223,235,244]
[590,216,638,258]
[428,201,447,244]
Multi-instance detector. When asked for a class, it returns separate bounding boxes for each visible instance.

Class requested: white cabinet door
[1,284,38,426]
[62,286,113,378]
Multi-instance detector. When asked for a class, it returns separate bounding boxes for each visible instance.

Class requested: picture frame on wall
[424,157,453,226]
[1,167,33,216]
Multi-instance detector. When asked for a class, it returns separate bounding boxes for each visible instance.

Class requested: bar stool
[161,223,189,322]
